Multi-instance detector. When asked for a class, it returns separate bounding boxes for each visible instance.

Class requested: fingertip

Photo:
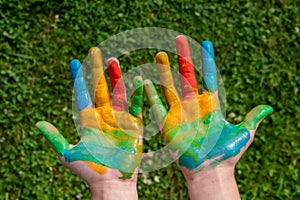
[201,40,213,47]
[244,105,274,130]
[35,121,41,127]
[70,59,81,70]
[88,46,101,55]
[107,57,121,77]
[175,35,190,58]
[175,35,187,41]
[143,79,153,86]
[35,121,56,131]
[36,121,47,128]
[133,76,143,85]
[70,59,82,81]
[201,40,214,59]
[255,105,274,116]
[265,105,274,113]
[107,57,120,67]
[156,52,169,65]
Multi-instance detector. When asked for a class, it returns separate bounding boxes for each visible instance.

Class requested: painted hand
[36,47,143,184]
[144,36,273,176]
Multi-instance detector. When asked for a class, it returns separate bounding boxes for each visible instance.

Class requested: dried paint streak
[84,161,108,174]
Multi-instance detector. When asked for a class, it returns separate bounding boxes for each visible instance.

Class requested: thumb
[36,121,69,156]
[243,105,273,130]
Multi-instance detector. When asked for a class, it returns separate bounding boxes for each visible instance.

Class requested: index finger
[70,59,91,110]
[156,52,180,107]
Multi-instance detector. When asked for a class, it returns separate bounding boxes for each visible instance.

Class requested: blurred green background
[0,0,299,199]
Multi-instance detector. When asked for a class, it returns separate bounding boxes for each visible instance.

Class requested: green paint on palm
[163,105,273,170]
[36,121,142,178]
[62,127,142,178]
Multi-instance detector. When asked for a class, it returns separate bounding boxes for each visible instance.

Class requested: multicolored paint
[37,47,143,179]
[145,36,273,172]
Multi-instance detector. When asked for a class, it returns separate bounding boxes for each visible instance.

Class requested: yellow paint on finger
[88,47,111,107]
[89,47,103,89]
[156,52,180,106]
[198,92,219,118]
[94,75,111,107]
[80,108,101,129]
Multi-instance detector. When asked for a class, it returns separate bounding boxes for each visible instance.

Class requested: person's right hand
[36,47,144,189]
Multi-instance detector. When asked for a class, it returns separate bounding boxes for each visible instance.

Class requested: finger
[243,105,273,130]
[130,76,143,119]
[201,40,218,92]
[144,79,167,123]
[70,60,91,110]
[36,121,69,156]
[88,47,111,108]
[107,57,127,111]
[175,35,199,97]
[156,52,180,107]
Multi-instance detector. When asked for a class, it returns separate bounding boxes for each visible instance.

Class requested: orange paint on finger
[156,52,180,106]
[95,75,111,107]
[88,47,104,88]
[88,47,111,107]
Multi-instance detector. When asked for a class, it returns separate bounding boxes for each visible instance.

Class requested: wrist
[89,179,138,200]
[183,165,240,200]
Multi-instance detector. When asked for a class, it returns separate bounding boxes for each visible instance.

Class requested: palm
[62,107,143,178]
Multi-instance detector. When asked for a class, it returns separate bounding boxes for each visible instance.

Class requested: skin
[36,47,143,199]
[144,35,273,199]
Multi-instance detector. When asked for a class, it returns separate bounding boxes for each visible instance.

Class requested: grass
[0,0,299,199]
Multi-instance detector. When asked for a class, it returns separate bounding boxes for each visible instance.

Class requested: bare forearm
[185,166,240,200]
[89,180,138,200]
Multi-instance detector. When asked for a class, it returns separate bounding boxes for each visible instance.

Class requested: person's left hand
[144,36,273,178]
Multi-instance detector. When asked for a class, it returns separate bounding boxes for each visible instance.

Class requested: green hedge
[0,0,299,199]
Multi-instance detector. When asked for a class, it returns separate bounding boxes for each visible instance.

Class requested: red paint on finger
[107,58,127,111]
[175,35,198,96]
[175,35,193,63]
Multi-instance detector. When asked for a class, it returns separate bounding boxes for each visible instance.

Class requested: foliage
[0,0,299,199]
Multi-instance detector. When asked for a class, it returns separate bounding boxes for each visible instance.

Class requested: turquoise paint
[62,127,141,175]
[162,110,251,170]
[201,40,218,92]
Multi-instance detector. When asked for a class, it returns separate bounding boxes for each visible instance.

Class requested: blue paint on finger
[70,59,89,110]
[201,40,218,92]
